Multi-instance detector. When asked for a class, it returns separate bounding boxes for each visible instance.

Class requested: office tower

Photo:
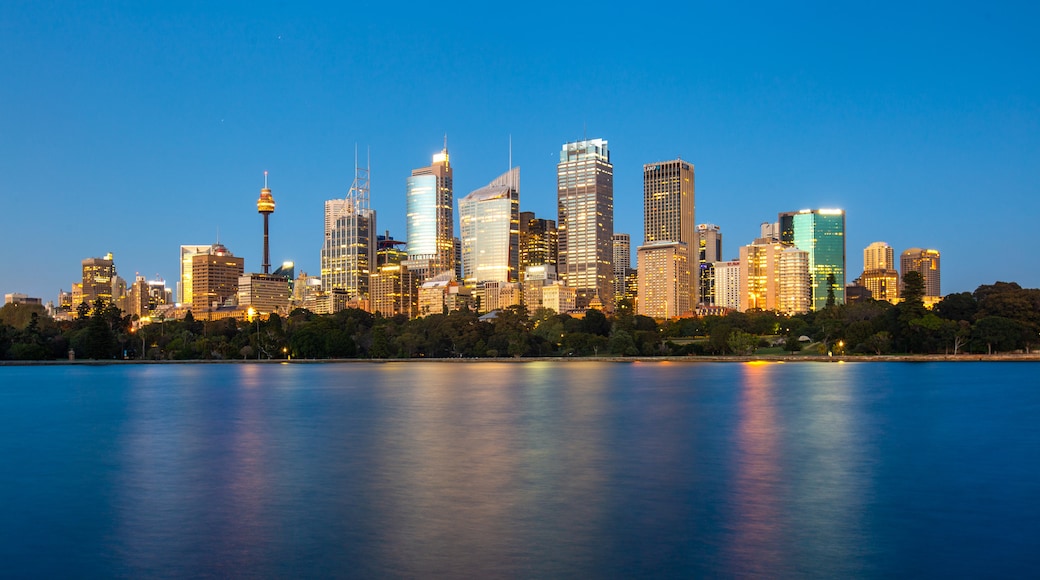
[81,254,116,308]
[900,248,941,299]
[697,224,723,305]
[127,276,149,318]
[778,247,811,315]
[612,233,631,305]
[779,209,846,310]
[406,142,454,280]
[180,245,212,304]
[321,160,377,303]
[417,279,471,316]
[644,159,696,307]
[713,260,742,311]
[4,293,42,306]
[519,212,558,280]
[541,281,577,314]
[459,167,520,287]
[376,232,408,267]
[557,138,613,310]
[238,273,291,316]
[257,172,276,274]
[637,240,691,319]
[860,269,899,303]
[522,264,557,312]
[191,243,244,311]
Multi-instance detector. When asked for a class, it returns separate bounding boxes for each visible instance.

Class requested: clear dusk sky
[2,2,1038,302]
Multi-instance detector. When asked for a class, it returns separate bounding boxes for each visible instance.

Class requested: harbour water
[1,361,1038,578]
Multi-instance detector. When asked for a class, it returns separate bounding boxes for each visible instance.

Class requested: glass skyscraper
[779,209,846,310]
[459,167,520,286]
[557,138,613,310]
[406,145,454,279]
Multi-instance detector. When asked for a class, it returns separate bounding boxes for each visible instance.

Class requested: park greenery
[2,273,1039,361]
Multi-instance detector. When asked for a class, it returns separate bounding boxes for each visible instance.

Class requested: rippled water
[1,361,1038,578]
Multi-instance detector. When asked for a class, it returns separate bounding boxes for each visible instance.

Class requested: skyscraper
[406,142,454,280]
[612,233,631,305]
[81,254,115,308]
[637,240,691,318]
[697,224,723,306]
[862,241,899,303]
[901,248,941,299]
[644,159,696,308]
[519,212,558,278]
[779,209,846,310]
[180,245,212,305]
[557,138,613,310]
[321,159,376,302]
[191,243,244,312]
[459,167,520,286]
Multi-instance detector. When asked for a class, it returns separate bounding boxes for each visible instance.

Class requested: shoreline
[3,353,1040,366]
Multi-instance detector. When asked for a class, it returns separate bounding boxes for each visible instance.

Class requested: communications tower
[257,171,276,274]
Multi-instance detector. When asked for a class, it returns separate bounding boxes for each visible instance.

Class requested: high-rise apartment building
[739,240,783,312]
[459,167,520,286]
[778,247,811,315]
[861,241,899,303]
[191,243,244,312]
[864,241,895,271]
[779,209,846,310]
[901,248,941,299]
[557,138,613,310]
[713,260,742,311]
[519,212,558,279]
[406,143,454,280]
[697,224,723,306]
[644,160,696,308]
[637,241,691,319]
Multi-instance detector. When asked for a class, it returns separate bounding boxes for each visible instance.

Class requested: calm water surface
[1,361,1038,578]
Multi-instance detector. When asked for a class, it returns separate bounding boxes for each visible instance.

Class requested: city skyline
[3,3,1039,300]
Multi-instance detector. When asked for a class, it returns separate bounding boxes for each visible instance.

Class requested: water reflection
[727,362,786,576]
[5,361,1027,577]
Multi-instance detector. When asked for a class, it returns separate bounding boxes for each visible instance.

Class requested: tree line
[2,273,1038,360]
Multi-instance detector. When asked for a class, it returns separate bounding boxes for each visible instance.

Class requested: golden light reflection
[726,362,785,574]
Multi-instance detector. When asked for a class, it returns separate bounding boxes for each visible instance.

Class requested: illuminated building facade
[644,159,696,307]
[541,281,577,314]
[901,248,941,299]
[81,254,116,308]
[179,245,212,305]
[779,209,846,310]
[238,273,291,316]
[612,233,630,306]
[557,138,613,310]
[191,243,243,311]
[459,167,520,286]
[637,240,691,319]
[739,240,782,312]
[474,281,521,313]
[697,224,723,306]
[778,247,811,315]
[406,144,454,280]
[713,260,742,311]
[519,212,558,280]
[522,264,557,311]
[322,159,376,303]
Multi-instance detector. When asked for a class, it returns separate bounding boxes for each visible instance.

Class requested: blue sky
[3,1,1038,302]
